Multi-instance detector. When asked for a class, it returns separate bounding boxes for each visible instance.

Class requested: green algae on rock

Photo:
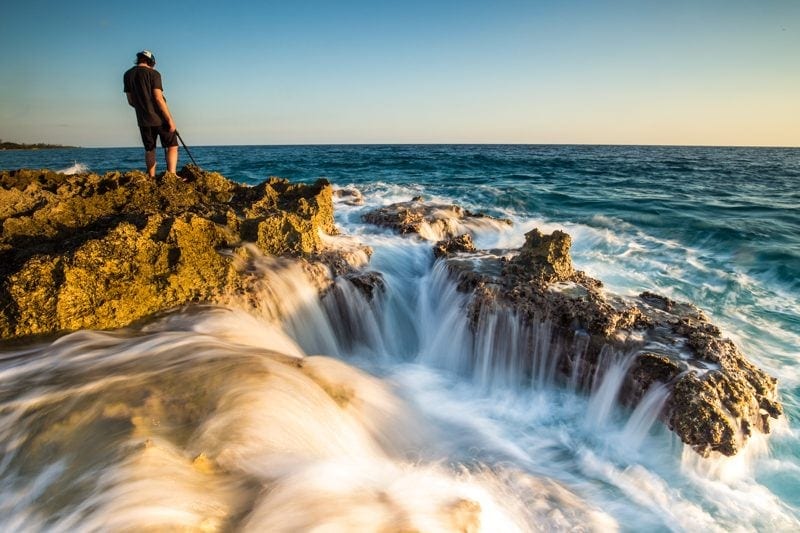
[0,167,337,340]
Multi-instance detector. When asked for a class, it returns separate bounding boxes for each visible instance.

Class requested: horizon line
[52,141,800,150]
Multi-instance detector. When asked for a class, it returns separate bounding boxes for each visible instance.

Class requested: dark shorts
[139,125,178,151]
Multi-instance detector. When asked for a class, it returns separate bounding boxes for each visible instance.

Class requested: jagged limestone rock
[433,233,477,258]
[0,167,339,339]
[362,198,511,239]
[513,228,575,283]
[362,199,782,457]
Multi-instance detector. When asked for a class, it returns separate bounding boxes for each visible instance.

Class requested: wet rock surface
[2,177,784,457]
[333,187,364,206]
[433,233,477,259]
[0,167,354,340]
[363,199,782,457]
[362,198,511,239]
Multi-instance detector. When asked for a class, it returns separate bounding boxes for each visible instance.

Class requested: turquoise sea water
[1,145,799,530]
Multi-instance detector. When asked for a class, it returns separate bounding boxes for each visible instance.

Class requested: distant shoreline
[0,142,79,150]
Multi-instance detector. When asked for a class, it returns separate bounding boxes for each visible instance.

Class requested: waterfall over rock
[0,165,793,531]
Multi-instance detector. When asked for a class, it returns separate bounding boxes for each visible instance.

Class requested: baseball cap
[136,50,156,62]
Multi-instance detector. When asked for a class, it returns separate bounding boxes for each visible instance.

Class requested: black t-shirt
[123,66,165,127]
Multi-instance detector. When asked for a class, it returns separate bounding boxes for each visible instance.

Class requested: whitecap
[57,161,89,175]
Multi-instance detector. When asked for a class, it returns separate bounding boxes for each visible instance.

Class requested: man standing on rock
[123,50,178,177]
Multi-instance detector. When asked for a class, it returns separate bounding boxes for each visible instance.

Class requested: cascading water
[0,251,624,531]
[1,144,799,531]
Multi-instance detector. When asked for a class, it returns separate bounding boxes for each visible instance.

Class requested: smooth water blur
[2,145,799,529]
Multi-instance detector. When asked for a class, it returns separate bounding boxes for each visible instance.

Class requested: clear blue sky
[1,0,797,147]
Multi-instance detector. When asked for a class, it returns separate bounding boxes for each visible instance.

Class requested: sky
[0,0,798,147]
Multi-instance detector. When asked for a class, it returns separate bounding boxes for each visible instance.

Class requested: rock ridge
[0,167,358,340]
[363,198,783,457]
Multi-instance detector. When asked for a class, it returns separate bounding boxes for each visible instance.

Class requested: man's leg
[141,127,158,177]
[159,127,179,175]
[145,149,157,177]
[166,146,178,174]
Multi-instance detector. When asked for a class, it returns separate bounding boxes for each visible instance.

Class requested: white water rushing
[0,185,797,531]
[56,162,90,175]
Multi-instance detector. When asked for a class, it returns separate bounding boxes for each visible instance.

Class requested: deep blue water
[2,144,800,526]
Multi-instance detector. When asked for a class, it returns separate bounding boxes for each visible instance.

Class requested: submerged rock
[333,187,364,206]
[0,167,348,340]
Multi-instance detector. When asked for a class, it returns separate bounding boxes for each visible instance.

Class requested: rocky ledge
[363,197,512,240]
[1,173,783,457]
[0,167,375,340]
[363,200,782,457]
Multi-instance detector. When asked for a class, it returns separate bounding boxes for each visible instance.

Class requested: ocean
[1,144,798,530]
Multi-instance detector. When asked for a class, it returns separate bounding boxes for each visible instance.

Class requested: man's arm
[153,88,176,132]
[126,92,135,108]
